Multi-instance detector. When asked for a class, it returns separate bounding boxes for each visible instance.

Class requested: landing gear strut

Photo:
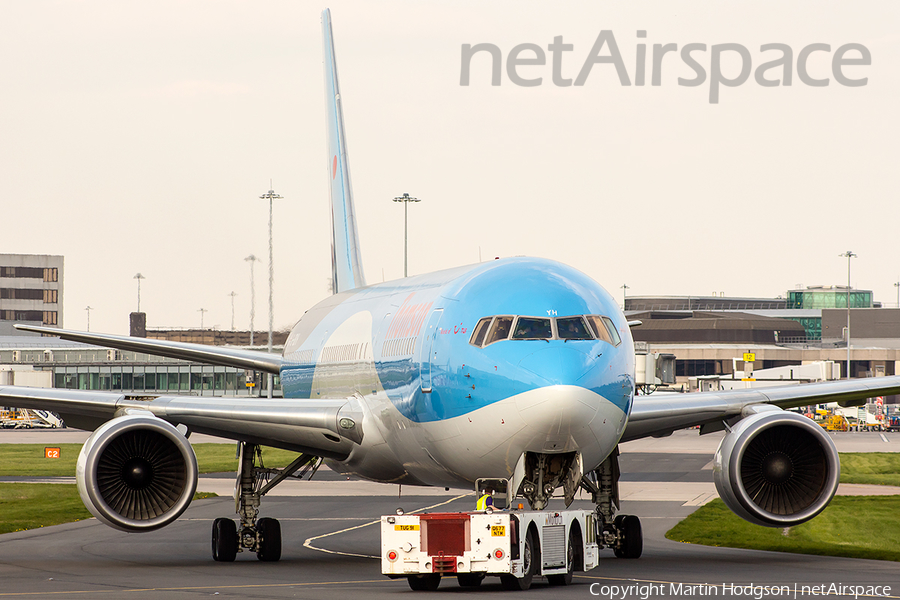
[517,451,579,510]
[211,442,321,562]
[580,446,643,559]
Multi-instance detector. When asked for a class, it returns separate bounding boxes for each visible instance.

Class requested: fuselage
[280,257,635,489]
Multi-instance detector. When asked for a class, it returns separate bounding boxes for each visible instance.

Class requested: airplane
[3,6,900,582]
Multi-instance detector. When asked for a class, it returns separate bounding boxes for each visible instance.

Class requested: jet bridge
[634,342,676,393]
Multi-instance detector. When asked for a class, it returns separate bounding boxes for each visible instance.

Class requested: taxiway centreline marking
[302,493,469,559]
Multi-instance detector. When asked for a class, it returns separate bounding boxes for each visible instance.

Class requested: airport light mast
[620,284,629,310]
[260,185,282,399]
[198,307,207,329]
[133,273,145,312]
[229,291,237,331]
[839,251,857,380]
[393,193,421,277]
[244,255,260,345]
[85,306,93,332]
[895,278,899,308]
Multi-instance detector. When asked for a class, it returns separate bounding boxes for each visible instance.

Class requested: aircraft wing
[621,375,900,442]
[14,324,282,374]
[0,385,359,460]
[3,326,365,457]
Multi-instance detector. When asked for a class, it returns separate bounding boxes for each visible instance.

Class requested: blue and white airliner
[3,8,900,566]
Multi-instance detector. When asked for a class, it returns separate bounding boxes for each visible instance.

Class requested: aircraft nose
[512,347,620,454]
[517,346,598,387]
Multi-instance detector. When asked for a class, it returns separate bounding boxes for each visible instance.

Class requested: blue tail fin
[322,9,366,294]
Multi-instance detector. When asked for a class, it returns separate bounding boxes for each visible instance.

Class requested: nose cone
[515,345,631,432]
[517,347,598,387]
[509,348,628,461]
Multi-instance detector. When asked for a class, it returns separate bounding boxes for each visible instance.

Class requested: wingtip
[13,323,56,334]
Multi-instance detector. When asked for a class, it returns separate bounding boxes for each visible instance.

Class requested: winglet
[322,9,366,294]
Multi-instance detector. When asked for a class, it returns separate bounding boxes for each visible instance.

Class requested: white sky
[2,1,898,335]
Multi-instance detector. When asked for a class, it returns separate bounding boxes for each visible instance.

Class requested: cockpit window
[557,316,592,340]
[471,313,621,347]
[485,316,514,345]
[602,316,621,346]
[585,315,613,344]
[470,317,492,347]
[512,317,552,340]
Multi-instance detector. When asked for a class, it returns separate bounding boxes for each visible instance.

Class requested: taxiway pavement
[0,430,898,598]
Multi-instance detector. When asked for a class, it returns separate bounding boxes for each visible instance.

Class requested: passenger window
[557,316,592,340]
[511,317,552,340]
[601,316,622,346]
[470,317,492,347]
[585,315,613,344]
[485,316,514,345]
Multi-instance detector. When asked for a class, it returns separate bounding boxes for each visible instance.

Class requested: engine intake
[77,414,198,532]
[713,410,839,527]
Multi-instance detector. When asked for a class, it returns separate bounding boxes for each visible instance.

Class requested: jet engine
[76,414,198,532]
[713,410,839,527]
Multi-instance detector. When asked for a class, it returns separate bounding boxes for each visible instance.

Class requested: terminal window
[0,288,44,300]
[0,267,44,279]
[1,310,43,321]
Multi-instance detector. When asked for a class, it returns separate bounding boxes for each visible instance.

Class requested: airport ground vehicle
[381,477,641,591]
[0,407,63,428]
[821,414,849,432]
[381,507,604,591]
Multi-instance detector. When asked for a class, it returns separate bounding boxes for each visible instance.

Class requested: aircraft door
[418,309,443,393]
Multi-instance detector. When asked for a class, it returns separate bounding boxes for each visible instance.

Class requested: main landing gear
[212,442,321,562]
[580,447,643,559]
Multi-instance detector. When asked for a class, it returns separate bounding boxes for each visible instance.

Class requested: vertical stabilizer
[322,9,366,294]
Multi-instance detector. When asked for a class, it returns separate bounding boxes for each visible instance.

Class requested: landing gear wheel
[457,572,485,587]
[256,517,282,562]
[613,515,642,559]
[408,574,441,591]
[501,527,539,591]
[548,526,581,586]
[212,518,237,562]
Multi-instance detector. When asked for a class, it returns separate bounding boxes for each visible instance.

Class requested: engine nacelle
[77,414,198,532]
[713,410,839,527]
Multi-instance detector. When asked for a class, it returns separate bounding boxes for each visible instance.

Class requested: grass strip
[0,443,299,477]
[0,483,92,534]
[838,453,900,487]
[0,444,83,477]
[666,496,900,562]
[0,483,217,534]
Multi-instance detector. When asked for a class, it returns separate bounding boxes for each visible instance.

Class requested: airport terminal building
[626,288,900,393]
[0,253,63,335]
[0,333,276,397]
